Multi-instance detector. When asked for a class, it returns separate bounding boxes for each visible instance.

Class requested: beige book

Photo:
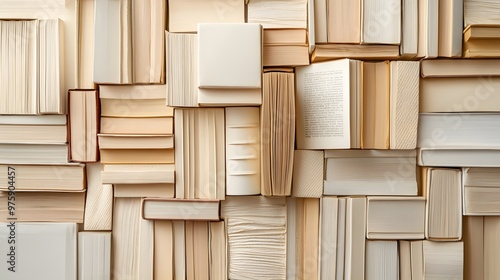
[225,107,261,196]
[185,221,210,280]
[101,99,171,117]
[0,143,69,164]
[98,134,173,149]
[485,217,500,279]
[221,196,287,279]
[399,241,411,280]
[142,199,220,221]
[0,164,85,192]
[344,197,366,280]
[421,59,500,77]
[248,0,307,29]
[261,72,295,196]
[464,38,500,57]
[438,0,463,57]
[366,196,425,239]
[336,198,347,280]
[100,149,174,164]
[94,0,121,84]
[327,0,361,43]
[78,232,111,280]
[320,197,338,279]
[114,183,175,198]
[69,90,98,162]
[465,0,500,25]
[362,61,390,149]
[0,191,85,223]
[361,0,401,44]
[99,84,168,100]
[424,168,462,240]
[168,0,244,32]
[101,164,174,184]
[173,221,186,280]
[417,0,439,58]
[464,24,500,40]
[311,44,400,62]
[411,241,424,280]
[286,198,297,280]
[100,117,173,135]
[0,115,66,125]
[420,77,500,112]
[263,45,310,67]
[295,198,320,279]
[365,241,398,280]
[0,125,67,144]
[389,61,419,149]
[154,221,173,280]
[175,109,225,200]
[462,168,500,216]
[315,0,328,43]
[210,221,227,280]
[463,216,484,280]
[78,0,95,88]
[292,150,324,198]
[263,29,308,45]
[423,241,463,279]
[84,163,113,231]
[400,0,418,57]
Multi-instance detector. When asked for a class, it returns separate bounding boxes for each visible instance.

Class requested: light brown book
[417,0,438,58]
[101,164,174,184]
[209,221,226,280]
[154,220,173,280]
[263,45,310,67]
[142,199,220,220]
[69,89,99,162]
[463,25,500,57]
[311,44,399,62]
[365,241,398,280]
[0,124,67,144]
[101,99,172,117]
[173,221,186,280]
[327,0,361,43]
[100,149,174,164]
[411,241,424,280]
[261,72,295,196]
[484,217,500,279]
[292,150,324,198]
[463,167,500,215]
[362,61,390,149]
[423,241,463,279]
[98,134,173,149]
[438,0,463,57]
[421,59,500,77]
[114,183,175,198]
[399,241,411,280]
[263,29,307,45]
[185,221,210,280]
[295,198,320,279]
[464,216,484,280]
[84,163,113,231]
[100,117,173,135]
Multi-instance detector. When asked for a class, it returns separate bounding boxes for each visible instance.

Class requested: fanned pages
[78,232,111,280]
[261,72,295,196]
[226,107,261,195]
[84,163,113,230]
[292,150,324,198]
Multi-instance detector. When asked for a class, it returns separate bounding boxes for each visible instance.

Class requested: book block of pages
[84,163,113,230]
[292,150,323,198]
[463,216,484,280]
[400,0,418,57]
[0,144,69,164]
[365,241,399,280]
[293,198,320,279]
[464,0,500,26]
[0,124,67,144]
[418,148,500,167]
[174,108,225,200]
[389,61,419,149]
[78,232,111,280]
[411,241,424,280]
[319,197,338,280]
[324,150,418,196]
[423,241,463,279]
[484,217,500,279]
[93,0,120,84]
[221,196,286,279]
[225,107,261,195]
[362,0,401,44]
[168,0,245,33]
[424,168,462,240]
[463,167,500,215]
[345,197,366,280]
[0,164,84,191]
[0,223,77,280]
[247,0,308,29]
[367,196,425,239]
[69,90,99,162]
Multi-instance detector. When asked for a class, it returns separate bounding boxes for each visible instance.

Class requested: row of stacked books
[2,0,500,279]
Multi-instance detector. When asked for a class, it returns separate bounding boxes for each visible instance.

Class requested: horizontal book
[142,199,220,220]
[78,232,111,280]
[100,117,173,135]
[100,149,174,164]
[0,124,67,144]
[0,115,66,125]
[248,0,307,29]
[101,164,174,184]
[421,59,500,77]
[366,196,425,239]
[263,29,307,45]
[99,84,167,99]
[0,164,85,192]
[324,150,418,196]
[418,148,500,167]
[418,113,500,149]
[114,183,175,198]
[311,44,400,62]
[263,45,309,67]
[0,143,69,164]
[463,25,500,58]
[463,167,500,215]
[465,0,500,25]
[69,89,99,162]
[98,134,173,149]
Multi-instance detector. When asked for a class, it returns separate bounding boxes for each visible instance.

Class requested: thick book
[101,164,174,185]
[98,134,173,150]
[154,220,173,279]
[0,124,67,144]
[366,196,425,239]
[418,148,500,167]
[293,198,320,279]
[0,115,66,125]
[417,0,439,58]
[68,89,99,162]
[84,163,112,231]
[400,0,418,57]
[365,241,399,280]
[0,223,77,280]
[78,232,111,280]
[225,107,261,195]
[100,117,173,135]
[463,25,500,57]
[0,143,69,164]
[248,0,307,29]
[263,45,310,67]
[185,221,210,279]
[465,0,500,26]
[311,44,400,62]
[114,183,175,198]
[142,199,220,220]
[438,0,463,57]
[423,241,463,279]
[463,167,500,215]
[464,216,484,280]
[324,150,418,196]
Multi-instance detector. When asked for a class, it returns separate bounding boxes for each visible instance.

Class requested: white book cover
[78,232,111,280]
[198,23,262,89]
[418,148,500,167]
[0,223,77,280]
[93,0,120,83]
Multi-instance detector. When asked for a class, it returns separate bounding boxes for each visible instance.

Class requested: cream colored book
[438,0,463,57]
[100,117,173,135]
[463,167,500,215]
[324,150,418,196]
[114,183,175,198]
[464,216,484,280]
[175,109,225,200]
[423,168,462,240]
[0,115,66,125]
[286,198,297,280]
[101,99,171,117]
[314,0,327,43]
[327,0,361,43]
[421,59,500,77]
[142,199,220,221]
[362,0,401,44]
[225,107,261,195]
[344,197,366,280]
[296,59,362,149]
[400,0,418,57]
[311,44,400,62]
[362,61,390,149]
[248,0,307,29]
[423,241,463,279]
[173,221,186,280]
[263,29,308,45]
[261,72,295,196]
[366,196,425,239]
[78,232,111,280]
[99,84,168,100]
[221,196,287,279]
[411,241,424,280]
[0,125,67,144]
[69,90,98,162]
[294,198,320,279]
[0,144,69,164]
[320,197,338,279]
[98,134,173,150]
[263,45,310,67]
[292,150,324,198]
[210,221,227,280]
[0,223,77,280]
[93,0,120,83]
[417,0,439,58]
[399,241,411,280]
[154,221,173,280]
[389,61,419,149]
[336,198,347,280]
[0,164,84,192]
[168,0,244,32]
[464,0,500,26]
[101,164,174,184]
[78,0,95,88]
[100,149,174,164]
[185,221,210,280]
[418,148,500,167]
[365,241,398,280]
[484,217,500,279]
[84,163,113,231]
